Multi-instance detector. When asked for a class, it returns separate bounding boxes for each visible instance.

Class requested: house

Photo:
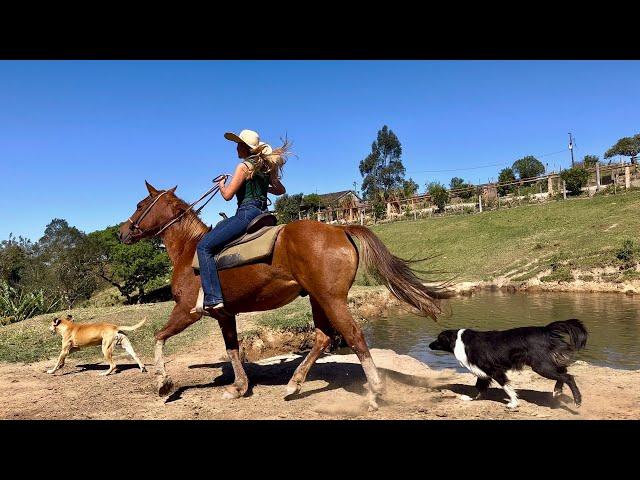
[301,190,365,223]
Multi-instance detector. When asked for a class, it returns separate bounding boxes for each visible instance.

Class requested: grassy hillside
[367,189,640,283]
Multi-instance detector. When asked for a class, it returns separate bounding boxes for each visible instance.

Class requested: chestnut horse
[119,181,447,410]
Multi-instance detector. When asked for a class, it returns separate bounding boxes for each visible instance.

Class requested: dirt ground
[1,323,638,420]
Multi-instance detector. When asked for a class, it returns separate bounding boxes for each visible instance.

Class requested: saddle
[192,213,284,272]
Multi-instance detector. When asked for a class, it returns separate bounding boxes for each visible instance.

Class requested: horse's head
[119,181,179,244]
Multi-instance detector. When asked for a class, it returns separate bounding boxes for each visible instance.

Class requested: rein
[128,174,229,238]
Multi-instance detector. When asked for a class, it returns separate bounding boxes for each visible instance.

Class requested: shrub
[369,201,385,221]
[427,182,449,213]
[0,281,61,324]
[616,239,635,268]
[560,167,590,196]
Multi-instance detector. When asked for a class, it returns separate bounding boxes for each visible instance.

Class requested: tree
[512,156,545,180]
[427,182,449,213]
[581,155,599,168]
[359,125,407,204]
[449,176,473,200]
[560,167,590,196]
[302,193,322,211]
[497,167,516,195]
[449,177,465,190]
[37,219,98,309]
[274,193,304,224]
[87,225,171,304]
[39,218,84,252]
[604,133,640,163]
[402,178,419,198]
[0,234,33,287]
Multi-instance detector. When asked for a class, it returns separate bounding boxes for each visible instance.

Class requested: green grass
[540,268,574,283]
[0,302,219,364]
[0,285,387,364]
[250,297,314,334]
[364,189,640,283]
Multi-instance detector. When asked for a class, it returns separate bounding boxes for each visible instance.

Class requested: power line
[406,148,568,174]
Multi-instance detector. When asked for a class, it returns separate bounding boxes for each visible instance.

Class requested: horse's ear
[168,185,177,194]
[145,180,159,196]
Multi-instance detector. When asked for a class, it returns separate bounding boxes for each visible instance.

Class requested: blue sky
[1,60,638,241]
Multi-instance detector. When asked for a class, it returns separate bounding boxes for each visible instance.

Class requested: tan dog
[48,314,147,376]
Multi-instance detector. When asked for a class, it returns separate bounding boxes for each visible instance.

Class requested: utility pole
[568,132,575,167]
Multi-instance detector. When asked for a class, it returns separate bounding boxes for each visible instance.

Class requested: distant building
[301,190,365,223]
[482,183,498,203]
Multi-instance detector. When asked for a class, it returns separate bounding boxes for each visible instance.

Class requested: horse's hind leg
[216,313,249,399]
[284,297,333,397]
[321,298,384,411]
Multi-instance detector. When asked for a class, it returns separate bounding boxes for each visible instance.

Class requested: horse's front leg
[154,304,201,396]
[216,313,249,399]
[154,339,173,396]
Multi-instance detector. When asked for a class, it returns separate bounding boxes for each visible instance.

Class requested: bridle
[127,174,229,238]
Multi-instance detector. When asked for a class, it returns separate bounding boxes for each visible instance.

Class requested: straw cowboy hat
[224,129,273,156]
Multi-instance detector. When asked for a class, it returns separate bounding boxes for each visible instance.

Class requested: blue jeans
[196,200,266,305]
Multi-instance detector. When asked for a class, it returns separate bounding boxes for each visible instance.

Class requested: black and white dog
[429,319,588,409]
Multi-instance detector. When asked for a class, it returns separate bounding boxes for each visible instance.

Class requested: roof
[316,190,361,207]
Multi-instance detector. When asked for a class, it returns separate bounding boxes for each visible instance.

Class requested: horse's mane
[166,194,210,243]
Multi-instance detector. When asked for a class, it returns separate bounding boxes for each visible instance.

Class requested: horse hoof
[284,382,301,398]
[158,377,174,397]
[459,394,474,402]
[367,402,379,412]
[222,388,241,400]
[506,402,519,410]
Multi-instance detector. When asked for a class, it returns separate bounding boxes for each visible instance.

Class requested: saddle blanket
[192,224,285,272]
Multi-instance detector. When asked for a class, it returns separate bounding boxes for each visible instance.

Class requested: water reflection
[363,291,640,371]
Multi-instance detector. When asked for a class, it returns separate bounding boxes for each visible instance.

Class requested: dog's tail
[547,318,588,353]
[117,317,146,332]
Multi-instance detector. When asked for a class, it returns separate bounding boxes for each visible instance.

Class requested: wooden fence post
[596,163,601,191]
[548,176,553,196]
[479,194,483,213]
[563,180,567,200]
[625,166,631,189]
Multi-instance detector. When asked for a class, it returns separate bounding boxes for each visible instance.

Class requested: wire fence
[303,161,638,226]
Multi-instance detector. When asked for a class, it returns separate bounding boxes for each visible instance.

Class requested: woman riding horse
[191,129,288,316]
[119,134,447,409]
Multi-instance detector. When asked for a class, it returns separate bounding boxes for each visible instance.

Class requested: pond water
[362,291,640,371]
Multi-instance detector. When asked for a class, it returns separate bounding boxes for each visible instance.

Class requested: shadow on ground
[61,363,141,376]
[439,382,579,414]
[164,353,446,404]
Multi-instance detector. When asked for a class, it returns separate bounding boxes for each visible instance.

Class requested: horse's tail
[342,225,452,320]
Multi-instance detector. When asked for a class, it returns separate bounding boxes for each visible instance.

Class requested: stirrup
[189,303,224,318]
[189,305,210,318]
